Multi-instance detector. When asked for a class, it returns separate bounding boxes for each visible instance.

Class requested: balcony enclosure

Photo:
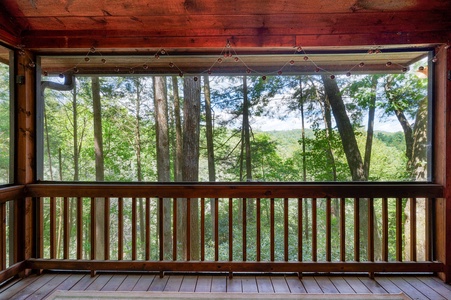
[0,0,451,298]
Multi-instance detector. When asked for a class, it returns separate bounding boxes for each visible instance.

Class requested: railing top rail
[25,182,444,199]
[0,185,25,203]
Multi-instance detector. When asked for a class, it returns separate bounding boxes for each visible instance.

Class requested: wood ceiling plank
[7,0,445,17]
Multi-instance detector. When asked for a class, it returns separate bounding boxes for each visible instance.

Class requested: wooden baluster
[118,197,124,260]
[0,202,6,270]
[242,198,247,261]
[132,197,137,260]
[90,197,96,261]
[63,197,69,259]
[37,197,44,259]
[410,197,417,261]
[173,198,178,261]
[340,198,346,262]
[200,198,205,262]
[104,197,110,260]
[76,197,83,260]
[396,197,402,261]
[50,197,56,259]
[270,197,275,262]
[354,198,360,262]
[229,198,233,262]
[145,198,151,261]
[187,198,191,261]
[368,198,374,262]
[382,198,389,261]
[284,198,289,262]
[298,198,303,262]
[257,198,261,262]
[326,197,331,262]
[158,197,164,261]
[425,198,432,261]
[312,198,317,262]
[214,198,219,261]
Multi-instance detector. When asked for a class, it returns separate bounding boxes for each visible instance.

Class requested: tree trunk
[203,75,216,242]
[182,76,201,260]
[91,76,105,260]
[404,96,428,260]
[363,76,378,179]
[321,75,383,261]
[172,76,185,259]
[321,75,365,181]
[154,76,172,258]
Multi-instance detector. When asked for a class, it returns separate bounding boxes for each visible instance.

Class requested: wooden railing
[0,185,26,283]
[22,183,445,276]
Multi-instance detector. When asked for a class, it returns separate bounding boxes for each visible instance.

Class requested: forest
[0,54,432,263]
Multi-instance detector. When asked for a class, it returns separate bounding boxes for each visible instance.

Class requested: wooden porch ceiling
[1,0,450,54]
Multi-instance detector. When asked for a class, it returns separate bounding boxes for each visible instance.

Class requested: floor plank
[101,274,127,291]
[211,276,227,292]
[315,276,339,294]
[285,276,307,293]
[358,276,388,294]
[389,277,429,300]
[256,276,274,293]
[164,275,184,292]
[329,277,355,294]
[148,275,169,291]
[27,273,71,300]
[2,272,451,300]
[301,276,323,293]
[116,274,141,291]
[195,275,212,292]
[5,273,56,300]
[179,276,198,292]
[85,274,113,291]
[227,277,242,293]
[344,276,371,293]
[132,275,155,291]
[271,276,290,293]
[240,276,258,293]
[417,276,451,300]
[404,277,447,300]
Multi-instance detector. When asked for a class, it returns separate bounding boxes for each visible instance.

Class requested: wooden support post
[15,50,36,276]
[434,45,451,283]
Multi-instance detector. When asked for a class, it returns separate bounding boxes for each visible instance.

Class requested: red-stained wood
[326,197,331,262]
[0,186,25,204]
[339,198,345,262]
[228,198,233,262]
[200,198,204,261]
[368,197,374,262]
[186,198,191,261]
[76,198,82,259]
[270,198,275,262]
[256,198,261,262]
[396,198,403,261]
[24,259,444,273]
[298,198,302,262]
[312,198,317,262]
[0,202,6,270]
[354,198,360,262]
[283,198,288,262]
[104,197,110,260]
[382,198,389,261]
[132,197,137,261]
[145,198,151,261]
[49,197,56,259]
[118,197,123,260]
[26,183,443,199]
[90,197,96,260]
[242,197,247,261]
[214,198,218,262]
[173,197,178,261]
[410,198,417,261]
[63,197,69,259]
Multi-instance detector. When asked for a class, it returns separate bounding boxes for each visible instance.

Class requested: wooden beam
[25,183,444,199]
[25,258,444,273]
[434,45,451,283]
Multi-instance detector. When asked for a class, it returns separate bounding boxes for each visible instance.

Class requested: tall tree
[91,76,105,259]
[154,76,172,257]
[203,75,216,241]
[182,76,201,260]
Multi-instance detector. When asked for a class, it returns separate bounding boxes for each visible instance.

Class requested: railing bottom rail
[26,259,444,274]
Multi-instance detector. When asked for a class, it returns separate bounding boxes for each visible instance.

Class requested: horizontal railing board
[0,185,25,204]
[25,183,444,198]
[0,261,26,283]
[26,259,444,273]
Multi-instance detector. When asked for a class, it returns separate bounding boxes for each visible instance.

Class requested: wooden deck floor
[1,272,450,299]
